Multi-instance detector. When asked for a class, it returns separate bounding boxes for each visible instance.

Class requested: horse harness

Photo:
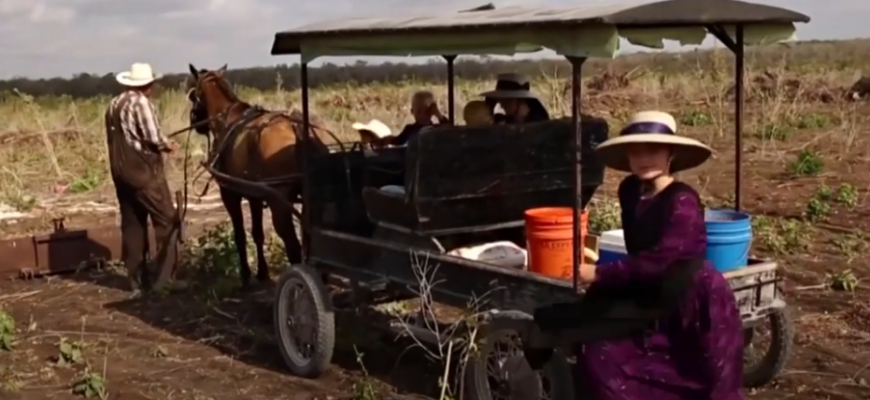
[207,105,269,173]
[184,76,345,202]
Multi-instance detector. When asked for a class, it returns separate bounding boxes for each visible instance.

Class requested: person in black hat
[480,73,550,124]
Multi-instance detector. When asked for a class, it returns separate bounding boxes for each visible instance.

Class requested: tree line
[0,39,862,99]
[0,58,641,98]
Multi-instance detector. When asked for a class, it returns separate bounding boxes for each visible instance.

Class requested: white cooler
[598,230,628,264]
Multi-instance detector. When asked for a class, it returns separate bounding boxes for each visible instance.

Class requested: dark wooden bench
[304,146,407,234]
[362,117,609,235]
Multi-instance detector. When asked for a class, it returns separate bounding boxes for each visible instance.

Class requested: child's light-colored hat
[352,119,392,139]
[594,111,712,173]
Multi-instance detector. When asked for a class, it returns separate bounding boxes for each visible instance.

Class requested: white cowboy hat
[352,119,392,139]
[479,73,541,100]
[594,111,712,173]
[115,63,160,87]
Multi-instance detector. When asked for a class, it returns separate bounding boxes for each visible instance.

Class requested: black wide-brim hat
[480,73,549,118]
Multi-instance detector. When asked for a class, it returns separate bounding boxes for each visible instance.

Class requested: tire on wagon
[273,264,336,378]
[464,311,574,400]
[743,307,793,388]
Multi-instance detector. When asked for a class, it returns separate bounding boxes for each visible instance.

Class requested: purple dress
[576,188,745,400]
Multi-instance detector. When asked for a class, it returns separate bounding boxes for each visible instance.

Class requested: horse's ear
[217,64,228,75]
[188,64,199,78]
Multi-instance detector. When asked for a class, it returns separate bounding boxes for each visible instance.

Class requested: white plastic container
[598,229,628,263]
[447,241,527,269]
[380,185,406,195]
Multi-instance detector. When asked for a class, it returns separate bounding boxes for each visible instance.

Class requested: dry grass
[0,42,868,208]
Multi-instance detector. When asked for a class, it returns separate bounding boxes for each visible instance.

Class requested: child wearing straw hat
[528,111,743,400]
[352,119,394,151]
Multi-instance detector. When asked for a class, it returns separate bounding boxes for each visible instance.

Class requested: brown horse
[186,64,329,288]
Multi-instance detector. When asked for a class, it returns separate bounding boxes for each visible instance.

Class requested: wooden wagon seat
[362,117,610,235]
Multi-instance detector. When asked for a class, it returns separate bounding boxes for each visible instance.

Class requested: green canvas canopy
[271,0,810,62]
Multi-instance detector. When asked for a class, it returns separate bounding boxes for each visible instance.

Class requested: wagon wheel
[465,312,573,400]
[273,264,335,378]
[743,308,793,388]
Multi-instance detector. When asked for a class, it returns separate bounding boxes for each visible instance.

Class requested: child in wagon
[462,100,494,127]
[528,111,744,400]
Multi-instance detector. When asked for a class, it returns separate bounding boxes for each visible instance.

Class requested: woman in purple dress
[530,111,744,400]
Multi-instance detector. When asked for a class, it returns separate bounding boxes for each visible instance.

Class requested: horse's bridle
[186,74,242,136]
[179,73,251,202]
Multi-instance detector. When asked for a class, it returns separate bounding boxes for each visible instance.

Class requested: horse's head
[186,63,229,135]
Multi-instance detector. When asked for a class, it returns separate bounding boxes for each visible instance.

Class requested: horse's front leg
[220,188,251,288]
[249,198,270,283]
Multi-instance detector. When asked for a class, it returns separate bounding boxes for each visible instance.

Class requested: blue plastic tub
[597,230,628,264]
[705,209,752,272]
[598,249,627,264]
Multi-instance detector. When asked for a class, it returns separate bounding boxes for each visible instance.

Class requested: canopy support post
[443,55,457,123]
[733,25,745,211]
[300,63,310,139]
[707,24,745,210]
[567,55,587,294]
[300,62,311,260]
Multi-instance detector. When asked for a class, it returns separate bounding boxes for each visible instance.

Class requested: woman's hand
[579,263,597,283]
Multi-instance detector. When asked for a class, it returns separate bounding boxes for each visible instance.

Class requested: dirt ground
[0,274,447,400]
[664,108,870,400]
[0,198,440,400]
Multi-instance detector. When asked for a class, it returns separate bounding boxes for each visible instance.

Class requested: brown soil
[0,271,446,400]
[0,277,342,400]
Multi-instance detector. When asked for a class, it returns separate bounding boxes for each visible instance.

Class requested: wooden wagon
[210,1,809,398]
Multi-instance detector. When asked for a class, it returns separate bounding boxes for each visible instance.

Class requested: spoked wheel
[274,264,335,378]
[465,313,573,400]
[743,308,793,388]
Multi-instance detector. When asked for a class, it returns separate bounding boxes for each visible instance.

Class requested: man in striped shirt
[105,63,182,297]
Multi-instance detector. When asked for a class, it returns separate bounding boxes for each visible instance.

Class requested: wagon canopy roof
[271,0,810,62]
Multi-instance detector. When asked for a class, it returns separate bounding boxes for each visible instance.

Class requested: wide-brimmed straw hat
[352,119,392,139]
[480,73,549,118]
[594,111,712,173]
[116,62,160,87]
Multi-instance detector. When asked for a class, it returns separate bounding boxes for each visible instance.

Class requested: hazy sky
[0,0,864,79]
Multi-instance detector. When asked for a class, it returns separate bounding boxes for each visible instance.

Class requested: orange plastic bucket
[524,207,589,280]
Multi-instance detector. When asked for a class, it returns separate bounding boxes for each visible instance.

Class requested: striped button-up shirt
[108,90,169,152]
